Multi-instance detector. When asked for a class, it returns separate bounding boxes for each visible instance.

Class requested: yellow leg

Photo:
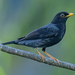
[43,51,59,64]
[36,48,45,62]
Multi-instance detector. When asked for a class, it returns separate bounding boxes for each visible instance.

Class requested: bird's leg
[42,48,59,64]
[36,48,45,62]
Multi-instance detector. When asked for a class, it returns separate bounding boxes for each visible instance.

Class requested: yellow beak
[66,13,74,17]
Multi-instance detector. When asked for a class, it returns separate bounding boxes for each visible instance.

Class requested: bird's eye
[60,14,65,18]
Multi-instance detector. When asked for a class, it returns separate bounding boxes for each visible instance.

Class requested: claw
[43,51,59,64]
[36,48,45,62]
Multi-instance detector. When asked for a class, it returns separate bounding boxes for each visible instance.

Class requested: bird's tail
[1,40,16,45]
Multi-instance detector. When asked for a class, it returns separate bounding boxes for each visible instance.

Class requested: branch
[0,44,75,71]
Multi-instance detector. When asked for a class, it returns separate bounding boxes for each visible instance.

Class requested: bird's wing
[17,23,59,41]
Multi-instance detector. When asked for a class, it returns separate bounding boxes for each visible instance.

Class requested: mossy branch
[0,44,75,71]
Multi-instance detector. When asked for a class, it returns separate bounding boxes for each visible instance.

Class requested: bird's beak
[66,13,74,17]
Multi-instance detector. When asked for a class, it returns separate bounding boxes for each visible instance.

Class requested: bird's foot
[39,53,45,62]
[50,57,59,64]
[43,51,59,64]
[36,48,45,62]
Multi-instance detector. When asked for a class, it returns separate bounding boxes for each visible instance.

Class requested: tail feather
[2,41,16,45]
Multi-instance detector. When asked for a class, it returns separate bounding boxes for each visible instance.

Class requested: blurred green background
[0,0,75,75]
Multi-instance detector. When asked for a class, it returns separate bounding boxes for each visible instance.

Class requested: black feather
[18,23,59,41]
[2,41,16,45]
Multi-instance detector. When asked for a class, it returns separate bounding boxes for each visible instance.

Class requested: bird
[2,12,74,63]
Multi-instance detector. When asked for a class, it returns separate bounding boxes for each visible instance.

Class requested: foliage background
[0,0,75,75]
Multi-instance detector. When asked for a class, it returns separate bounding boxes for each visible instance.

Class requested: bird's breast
[47,23,66,47]
[58,23,66,40]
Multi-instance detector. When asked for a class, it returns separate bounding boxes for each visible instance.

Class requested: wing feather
[17,23,59,41]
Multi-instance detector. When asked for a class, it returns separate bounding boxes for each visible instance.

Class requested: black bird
[2,12,74,63]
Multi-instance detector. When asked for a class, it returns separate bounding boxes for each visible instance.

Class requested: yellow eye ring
[60,13,65,18]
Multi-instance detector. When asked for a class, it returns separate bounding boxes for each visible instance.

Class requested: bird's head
[51,12,74,24]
